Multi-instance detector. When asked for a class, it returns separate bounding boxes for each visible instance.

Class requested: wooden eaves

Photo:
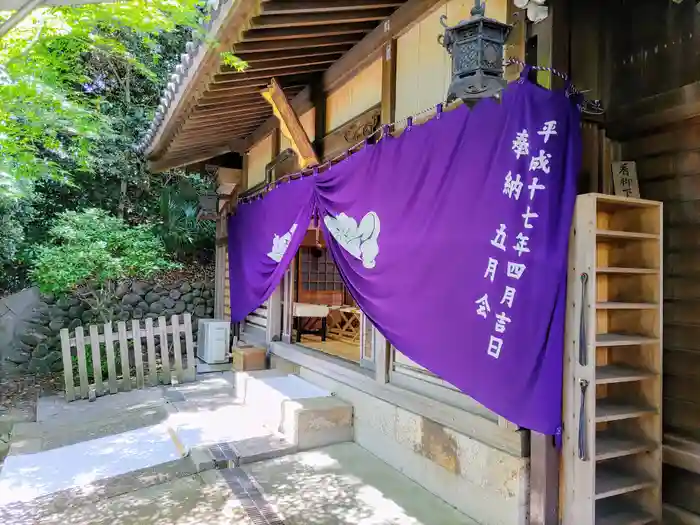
[143,0,446,173]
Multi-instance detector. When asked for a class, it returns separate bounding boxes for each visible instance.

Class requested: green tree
[0,1,223,294]
[30,208,177,320]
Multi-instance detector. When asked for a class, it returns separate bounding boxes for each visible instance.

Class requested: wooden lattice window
[299,247,343,291]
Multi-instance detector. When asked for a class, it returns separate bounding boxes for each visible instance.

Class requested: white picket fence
[60,314,196,402]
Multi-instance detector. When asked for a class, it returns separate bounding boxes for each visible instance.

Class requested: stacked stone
[4,278,214,376]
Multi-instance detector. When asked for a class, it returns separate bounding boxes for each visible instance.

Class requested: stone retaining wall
[3,275,214,377]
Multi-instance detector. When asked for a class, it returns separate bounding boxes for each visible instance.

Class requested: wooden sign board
[611,161,640,198]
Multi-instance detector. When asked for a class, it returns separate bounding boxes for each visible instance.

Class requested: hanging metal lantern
[438,0,513,102]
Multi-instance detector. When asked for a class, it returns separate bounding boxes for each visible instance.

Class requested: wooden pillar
[530,432,559,525]
[311,75,327,160]
[381,39,397,125]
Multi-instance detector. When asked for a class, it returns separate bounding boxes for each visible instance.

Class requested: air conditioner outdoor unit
[197,319,230,364]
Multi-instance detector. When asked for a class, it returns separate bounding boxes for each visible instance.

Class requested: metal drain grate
[220,467,286,525]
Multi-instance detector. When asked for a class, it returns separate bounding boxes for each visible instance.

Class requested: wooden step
[596,432,656,461]
[596,364,654,385]
[596,498,655,525]
[596,400,656,423]
[597,302,658,310]
[596,334,659,347]
[597,229,660,241]
[597,267,659,275]
[595,467,656,500]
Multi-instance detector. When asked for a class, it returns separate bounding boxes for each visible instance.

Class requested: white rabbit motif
[323,212,380,269]
[267,223,298,263]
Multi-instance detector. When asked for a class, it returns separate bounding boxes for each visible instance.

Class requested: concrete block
[233,369,287,403]
[280,397,353,451]
[232,346,266,372]
[270,354,300,375]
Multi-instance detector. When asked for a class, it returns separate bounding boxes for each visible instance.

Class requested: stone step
[9,403,171,455]
[235,371,353,452]
[222,442,480,525]
[0,423,200,524]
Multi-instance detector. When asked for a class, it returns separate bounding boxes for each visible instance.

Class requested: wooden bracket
[261,77,319,168]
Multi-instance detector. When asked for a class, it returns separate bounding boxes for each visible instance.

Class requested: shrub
[30,208,178,296]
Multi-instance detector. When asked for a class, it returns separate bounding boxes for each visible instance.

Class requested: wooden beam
[146,0,259,159]
[311,75,327,160]
[246,85,313,150]
[251,9,395,28]
[243,21,376,42]
[242,146,249,190]
[149,145,235,173]
[190,102,269,120]
[236,44,354,64]
[199,84,306,106]
[505,0,526,82]
[549,0,571,91]
[179,119,266,136]
[218,54,340,76]
[186,113,269,129]
[195,92,271,109]
[208,66,327,91]
[323,0,446,93]
[262,77,319,168]
[260,0,403,15]
[380,38,397,125]
[246,0,444,150]
[233,34,360,53]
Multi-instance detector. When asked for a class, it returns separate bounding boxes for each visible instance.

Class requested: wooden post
[132,319,145,389]
[171,314,184,383]
[530,432,559,525]
[60,328,75,401]
[145,317,158,386]
[104,322,118,394]
[75,326,89,399]
[117,321,131,391]
[158,316,171,384]
[89,324,103,396]
[183,313,196,382]
[380,39,397,126]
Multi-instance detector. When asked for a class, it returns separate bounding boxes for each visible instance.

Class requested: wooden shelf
[596,432,656,461]
[563,194,662,524]
[596,364,655,385]
[597,267,658,275]
[596,498,655,525]
[595,467,656,500]
[596,229,660,241]
[596,302,658,310]
[596,334,659,347]
[596,400,656,423]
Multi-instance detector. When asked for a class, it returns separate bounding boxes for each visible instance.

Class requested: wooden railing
[60,314,196,401]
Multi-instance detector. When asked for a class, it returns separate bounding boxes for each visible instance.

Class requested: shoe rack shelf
[562,193,663,525]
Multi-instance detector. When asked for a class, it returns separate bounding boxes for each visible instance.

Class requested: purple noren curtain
[314,74,581,435]
[227,176,315,322]
[227,72,581,435]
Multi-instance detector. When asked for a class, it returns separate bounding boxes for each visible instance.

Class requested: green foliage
[0,1,205,195]
[0,1,233,294]
[220,51,248,71]
[72,345,111,383]
[154,175,216,260]
[30,209,177,295]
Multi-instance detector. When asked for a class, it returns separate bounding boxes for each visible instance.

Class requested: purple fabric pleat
[228,75,581,435]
